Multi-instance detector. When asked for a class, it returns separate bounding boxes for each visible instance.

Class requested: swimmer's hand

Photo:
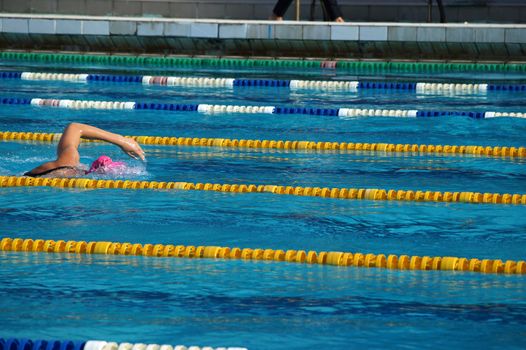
[120,137,146,161]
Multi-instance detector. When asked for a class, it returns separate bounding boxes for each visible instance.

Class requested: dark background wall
[1,0,525,23]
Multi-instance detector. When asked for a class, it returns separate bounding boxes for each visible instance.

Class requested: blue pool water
[0,60,525,349]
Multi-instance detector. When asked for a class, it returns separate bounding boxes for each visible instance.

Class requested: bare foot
[334,17,344,23]
[270,14,284,21]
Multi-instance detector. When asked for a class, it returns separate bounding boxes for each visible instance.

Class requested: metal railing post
[296,0,301,20]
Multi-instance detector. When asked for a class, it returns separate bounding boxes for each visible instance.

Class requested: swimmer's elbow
[66,122,82,130]
[63,122,85,137]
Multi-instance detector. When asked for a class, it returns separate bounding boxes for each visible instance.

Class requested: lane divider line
[1,237,524,275]
[1,176,524,205]
[2,71,526,94]
[2,51,526,74]
[1,130,524,159]
[0,338,246,350]
[2,96,525,119]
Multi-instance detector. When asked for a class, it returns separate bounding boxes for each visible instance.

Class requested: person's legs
[435,0,446,23]
[271,0,294,20]
[321,0,344,22]
[271,0,344,22]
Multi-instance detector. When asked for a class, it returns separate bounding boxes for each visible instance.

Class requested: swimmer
[24,122,146,178]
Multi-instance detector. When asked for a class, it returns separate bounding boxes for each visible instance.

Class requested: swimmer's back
[24,166,84,178]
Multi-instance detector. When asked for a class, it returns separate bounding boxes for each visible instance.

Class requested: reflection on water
[0,252,525,349]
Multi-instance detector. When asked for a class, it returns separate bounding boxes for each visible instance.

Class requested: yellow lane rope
[1,237,524,275]
[1,176,524,205]
[1,131,525,158]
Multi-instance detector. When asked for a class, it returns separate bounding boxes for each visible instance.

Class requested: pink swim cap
[86,155,125,174]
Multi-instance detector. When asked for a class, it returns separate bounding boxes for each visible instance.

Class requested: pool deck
[0,13,525,62]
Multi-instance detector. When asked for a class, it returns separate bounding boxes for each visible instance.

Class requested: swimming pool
[0,56,525,349]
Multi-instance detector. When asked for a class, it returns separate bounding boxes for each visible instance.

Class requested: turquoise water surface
[0,61,525,349]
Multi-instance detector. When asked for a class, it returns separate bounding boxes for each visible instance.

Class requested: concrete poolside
[2,0,526,23]
[0,13,525,61]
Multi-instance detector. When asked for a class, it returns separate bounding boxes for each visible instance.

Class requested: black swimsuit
[24,166,80,177]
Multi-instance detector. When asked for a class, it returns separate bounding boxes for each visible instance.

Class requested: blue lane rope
[0,339,85,350]
[233,78,290,87]
[1,96,524,119]
[358,81,417,90]
[2,70,526,94]
[0,338,246,350]
[0,98,32,105]
[0,72,22,79]
[135,102,198,111]
[87,74,143,83]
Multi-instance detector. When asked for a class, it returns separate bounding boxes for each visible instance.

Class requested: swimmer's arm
[25,123,82,174]
[58,123,146,161]
[26,123,145,176]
